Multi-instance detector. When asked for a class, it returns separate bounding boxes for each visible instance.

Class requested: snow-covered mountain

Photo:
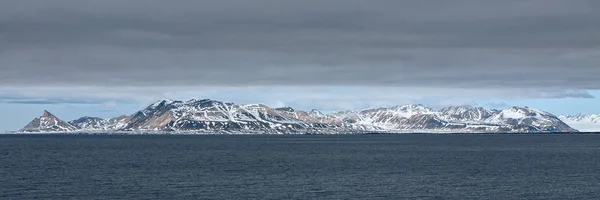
[17,99,578,133]
[69,115,129,130]
[117,99,337,133]
[482,106,575,132]
[19,110,79,132]
[559,114,600,132]
[440,105,496,121]
[332,105,575,133]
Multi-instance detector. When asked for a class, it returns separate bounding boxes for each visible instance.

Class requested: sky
[0,0,599,131]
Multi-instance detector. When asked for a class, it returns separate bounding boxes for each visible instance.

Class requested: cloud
[483,102,510,109]
[0,0,598,90]
[0,95,104,105]
[537,89,595,98]
[101,101,118,110]
[0,86,592,113]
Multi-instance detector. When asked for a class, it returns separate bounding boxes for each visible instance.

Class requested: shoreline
[2,131,594,135]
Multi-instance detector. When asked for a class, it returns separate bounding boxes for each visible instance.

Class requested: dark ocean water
[1,134,600,199]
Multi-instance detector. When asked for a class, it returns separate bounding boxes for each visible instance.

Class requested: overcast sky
[1,0,599,131]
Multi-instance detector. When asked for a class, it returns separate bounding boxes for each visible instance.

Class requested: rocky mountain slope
[69,115,129,130]
[559,114,600,132]
[18,99,578,133]
[19,110,79,132]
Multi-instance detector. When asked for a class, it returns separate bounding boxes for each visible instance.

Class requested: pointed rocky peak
[42,110,54,118]
[39,110,63,122]
[141,99,183,115]
[149,99,181,108]
[19,110,79,132]
[309,109,325,116]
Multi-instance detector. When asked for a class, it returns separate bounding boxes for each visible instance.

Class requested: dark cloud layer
[0,0,599,89]
[0,96,103,105]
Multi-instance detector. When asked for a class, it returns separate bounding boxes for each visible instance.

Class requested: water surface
[1,134,600,199]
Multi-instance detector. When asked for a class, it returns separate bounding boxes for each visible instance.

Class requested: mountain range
[17,98,582,134]
[558,114,600,132]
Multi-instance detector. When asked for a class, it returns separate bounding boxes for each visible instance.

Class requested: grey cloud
[0,96,103,105]
[484,102,510,109]
[0,0,599,90]
[537,89,595,98]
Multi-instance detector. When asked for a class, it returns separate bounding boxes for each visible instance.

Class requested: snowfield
[559,114,600,132]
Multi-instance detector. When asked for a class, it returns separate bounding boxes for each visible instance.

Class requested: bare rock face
[69,115,130,130]
[19,110,79,132]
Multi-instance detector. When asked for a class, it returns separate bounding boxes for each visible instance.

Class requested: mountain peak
[19,110,78,132]
[309,109,324,114]
[150,99,177,107]
[308,109,327,118]
[42,110,54,117]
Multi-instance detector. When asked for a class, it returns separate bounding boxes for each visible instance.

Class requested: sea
[1,134,600,199]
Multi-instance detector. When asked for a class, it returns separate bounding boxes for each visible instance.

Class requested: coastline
[2,130,590,135]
